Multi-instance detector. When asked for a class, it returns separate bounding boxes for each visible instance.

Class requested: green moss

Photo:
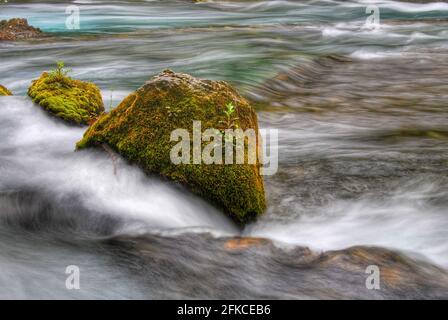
[0,84,12,96]
[77,70,266,224]
[28,72,104,125]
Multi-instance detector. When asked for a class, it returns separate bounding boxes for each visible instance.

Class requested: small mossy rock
[0,85,12,96]
[28,72,105,125]
[77,70,266,224]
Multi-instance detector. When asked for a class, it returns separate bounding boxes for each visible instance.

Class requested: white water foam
[0,96,239,237]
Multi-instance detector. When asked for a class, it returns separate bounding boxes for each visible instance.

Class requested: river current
[1,0,448,299]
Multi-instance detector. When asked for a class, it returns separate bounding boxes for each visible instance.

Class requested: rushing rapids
[1,0,448,299]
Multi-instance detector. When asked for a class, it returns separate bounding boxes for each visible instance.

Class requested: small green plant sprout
[217,102,240,146]
[48,60,72,84]
[219,102,239,130]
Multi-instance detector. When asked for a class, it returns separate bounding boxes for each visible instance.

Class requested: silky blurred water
[1,0,448,299]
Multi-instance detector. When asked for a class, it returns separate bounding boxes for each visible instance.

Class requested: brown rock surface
[0,18,43,41]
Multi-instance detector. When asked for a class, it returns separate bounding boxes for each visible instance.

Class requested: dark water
[1,0,448,299]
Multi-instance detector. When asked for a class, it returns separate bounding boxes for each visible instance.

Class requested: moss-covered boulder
[28,72,105,125]
[0,85,12,96]
[77,70,266,223]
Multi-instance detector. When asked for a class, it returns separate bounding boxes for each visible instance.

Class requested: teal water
[2,0,448,96]
[1,0,448,299]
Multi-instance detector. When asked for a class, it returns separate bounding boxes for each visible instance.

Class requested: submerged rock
[112,233,448,299]
[0,85,12,96]
[28,71,105,125]
[0,18,43,41]
[77,70,266,224]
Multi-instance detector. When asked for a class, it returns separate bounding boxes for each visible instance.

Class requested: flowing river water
[1,0,448,299]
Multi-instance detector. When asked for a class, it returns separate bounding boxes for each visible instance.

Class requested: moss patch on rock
[77,70,266,224]
[0,84,12,96]
[28,70,105,125]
